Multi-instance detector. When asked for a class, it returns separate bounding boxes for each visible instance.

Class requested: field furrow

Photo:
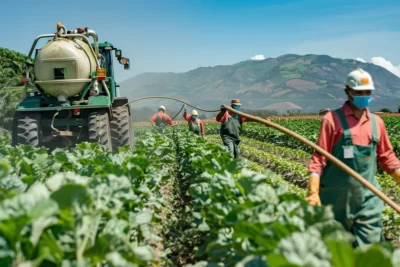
[206,132,400,243]
[206,135,309,188]
[0,123,399,266]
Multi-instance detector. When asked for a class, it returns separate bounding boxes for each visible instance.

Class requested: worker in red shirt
[182,107,205,137]
[150,106,173,131]
[307,68,400,247]
[216,99,253,158]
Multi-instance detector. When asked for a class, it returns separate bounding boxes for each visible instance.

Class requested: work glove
[390,169,400,185]
[305,174,321,206]
[220,105,226,113]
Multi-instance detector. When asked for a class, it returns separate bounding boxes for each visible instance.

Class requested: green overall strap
[335,109,352,146]
[370,112,379,144]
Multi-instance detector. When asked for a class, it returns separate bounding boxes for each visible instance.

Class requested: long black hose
[124,96,220,113]
[170,104,185,121]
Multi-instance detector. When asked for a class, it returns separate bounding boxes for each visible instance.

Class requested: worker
[216,99,253,158]
[150,106,173,131]
[182,106,205,137]
[306,68,400,247]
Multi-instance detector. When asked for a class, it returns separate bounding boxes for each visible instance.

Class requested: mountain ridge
[120,53,400,111]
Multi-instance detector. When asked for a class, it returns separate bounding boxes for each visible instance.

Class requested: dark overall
[220,115,242,159]
[320,109,384,247]
[189,119,201,136]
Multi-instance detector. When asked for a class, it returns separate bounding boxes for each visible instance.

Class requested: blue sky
[1,0,399,82]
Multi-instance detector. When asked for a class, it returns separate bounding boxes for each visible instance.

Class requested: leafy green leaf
[0,162,9,180]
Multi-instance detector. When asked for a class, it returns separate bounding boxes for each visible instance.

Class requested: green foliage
[0,133,176,266]
[204,118,400,242]
[0,47,28,135]
[173,129,400,266]
[1,121,400,266]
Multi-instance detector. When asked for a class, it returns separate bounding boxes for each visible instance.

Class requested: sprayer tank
[33,37,97,100]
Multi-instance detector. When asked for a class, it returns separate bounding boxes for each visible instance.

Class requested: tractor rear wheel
[12,112,42,147]
[88,110,112,150]
[110,106,134,151]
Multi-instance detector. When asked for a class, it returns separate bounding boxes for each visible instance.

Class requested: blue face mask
[351,95,372,109]
[232,105,240,111]
[191,115,197,120]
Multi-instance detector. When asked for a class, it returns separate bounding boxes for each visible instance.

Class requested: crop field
[1,116,400,266]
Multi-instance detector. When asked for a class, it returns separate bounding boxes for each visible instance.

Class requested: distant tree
[380,108,392,113]
[199,114,207,120]
[287,109,301,116]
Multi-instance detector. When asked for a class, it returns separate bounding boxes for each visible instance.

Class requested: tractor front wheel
[88,110,112,150]
[12,112,42,147]
[110,106,134,151]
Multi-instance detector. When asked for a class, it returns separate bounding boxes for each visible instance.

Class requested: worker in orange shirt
[307,68,400,247]
[182,106,205,137]
[150,106,173,132]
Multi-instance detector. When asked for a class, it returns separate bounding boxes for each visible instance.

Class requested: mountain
[120,54,400,112]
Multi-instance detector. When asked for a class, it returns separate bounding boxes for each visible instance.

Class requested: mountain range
[121,54,400,112]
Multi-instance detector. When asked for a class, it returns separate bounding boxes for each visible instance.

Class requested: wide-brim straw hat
[231,99,241,106]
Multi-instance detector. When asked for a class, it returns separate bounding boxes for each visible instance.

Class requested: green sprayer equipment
[11,22,134,151]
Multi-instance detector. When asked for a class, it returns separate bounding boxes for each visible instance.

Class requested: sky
[1,0,400,82]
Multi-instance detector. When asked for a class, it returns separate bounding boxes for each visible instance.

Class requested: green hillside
[120,54,400,111]
[0,47,27,134]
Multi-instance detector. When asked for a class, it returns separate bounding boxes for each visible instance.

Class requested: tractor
[11,22,134,151]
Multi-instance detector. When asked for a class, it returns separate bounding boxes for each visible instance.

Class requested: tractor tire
[12,112,41,147]
[88,110,112,150]
[110,106,134,151]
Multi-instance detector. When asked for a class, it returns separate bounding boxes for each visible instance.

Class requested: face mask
[351,95,372,109]
[191,115,197,120]
[232,105,240,111]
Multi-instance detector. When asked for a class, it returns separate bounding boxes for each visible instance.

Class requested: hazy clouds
[356,56,400,78]
[251,55,266,61]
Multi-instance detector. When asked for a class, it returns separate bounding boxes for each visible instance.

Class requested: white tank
[34,38,97,100]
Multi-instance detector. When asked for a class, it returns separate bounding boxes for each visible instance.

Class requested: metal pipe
[26,34,56,63]
[101,80,111,103]
[86,29,99,59]
[59,33,100,68]
[59,25,67,34]
[51,111,60,133]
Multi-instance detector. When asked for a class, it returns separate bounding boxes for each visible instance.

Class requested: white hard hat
[346,68,375,90]
[159,105,166,111]
[192,110,198,116]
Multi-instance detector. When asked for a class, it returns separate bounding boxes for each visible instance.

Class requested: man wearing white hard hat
[150,106,173,129]
[307,68,400,247]
[182,107,205,137]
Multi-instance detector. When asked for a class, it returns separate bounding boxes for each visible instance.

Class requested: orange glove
[390,169,400,185]
[305,174,321,206]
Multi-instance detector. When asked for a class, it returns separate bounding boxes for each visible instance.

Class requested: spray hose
[125,96,400,214]
[124,96,220,112]
[170,104,185,121]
